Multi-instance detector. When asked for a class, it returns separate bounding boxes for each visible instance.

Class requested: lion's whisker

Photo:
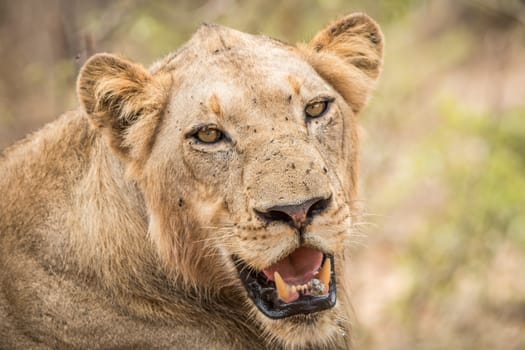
[358,213,389,218]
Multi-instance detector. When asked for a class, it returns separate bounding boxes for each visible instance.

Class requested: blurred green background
[1,0,524,348]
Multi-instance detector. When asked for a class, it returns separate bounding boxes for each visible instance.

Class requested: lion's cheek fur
[141,161,234,291]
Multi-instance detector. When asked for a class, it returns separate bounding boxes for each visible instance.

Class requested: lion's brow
[287,75,302,95]
[209,94,222,115]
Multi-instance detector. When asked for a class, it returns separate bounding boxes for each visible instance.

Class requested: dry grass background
[1,1,524,348]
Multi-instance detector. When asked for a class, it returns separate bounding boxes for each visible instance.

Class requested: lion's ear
[77,53,170,163]
[300,13,384,113]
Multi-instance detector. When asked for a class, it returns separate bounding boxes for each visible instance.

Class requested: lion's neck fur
[57,114,196,314]
[67,130,153,285]
[3,114,175,310]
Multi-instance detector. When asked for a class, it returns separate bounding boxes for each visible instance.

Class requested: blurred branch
[93,1,147,43]
[463,0,525,25]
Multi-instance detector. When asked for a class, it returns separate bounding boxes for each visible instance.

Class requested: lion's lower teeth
[294,279,325,296]
[309,278,325,296]
[299,284,308,294]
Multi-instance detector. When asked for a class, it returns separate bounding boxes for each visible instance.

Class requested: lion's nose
[255,196,331,229]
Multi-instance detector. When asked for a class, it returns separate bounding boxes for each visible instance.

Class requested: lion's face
[78,14,383,348]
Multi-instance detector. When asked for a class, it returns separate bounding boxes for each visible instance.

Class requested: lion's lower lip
[233,253,336,319]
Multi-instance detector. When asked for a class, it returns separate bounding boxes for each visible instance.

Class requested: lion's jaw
[228,201,354,348]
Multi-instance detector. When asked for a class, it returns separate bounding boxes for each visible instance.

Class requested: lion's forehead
[163,27,334,130]
[159,24,326,92]
[159,24,289,67]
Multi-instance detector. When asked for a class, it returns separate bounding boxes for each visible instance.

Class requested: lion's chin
[233,247,336,319]
[256,307,341,348]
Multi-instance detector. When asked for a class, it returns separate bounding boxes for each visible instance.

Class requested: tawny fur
[0,13,383,349]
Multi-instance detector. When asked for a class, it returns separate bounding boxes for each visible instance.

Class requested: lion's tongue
[262,247,324,304]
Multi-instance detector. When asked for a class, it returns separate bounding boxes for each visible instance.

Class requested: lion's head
[77,13,383,348]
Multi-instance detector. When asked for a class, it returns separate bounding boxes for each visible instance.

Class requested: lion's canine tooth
[274,271,291,301]
[316,258,331,293]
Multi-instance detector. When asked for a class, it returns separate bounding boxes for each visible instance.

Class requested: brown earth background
[1,1,524,348]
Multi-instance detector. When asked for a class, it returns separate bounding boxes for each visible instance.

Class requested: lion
[0,13,383,349]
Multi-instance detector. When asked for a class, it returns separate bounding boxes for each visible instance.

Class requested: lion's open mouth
[233,247,336,319]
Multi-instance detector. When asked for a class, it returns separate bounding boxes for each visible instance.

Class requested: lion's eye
[305,100,330,118]
[195,126,223,144]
